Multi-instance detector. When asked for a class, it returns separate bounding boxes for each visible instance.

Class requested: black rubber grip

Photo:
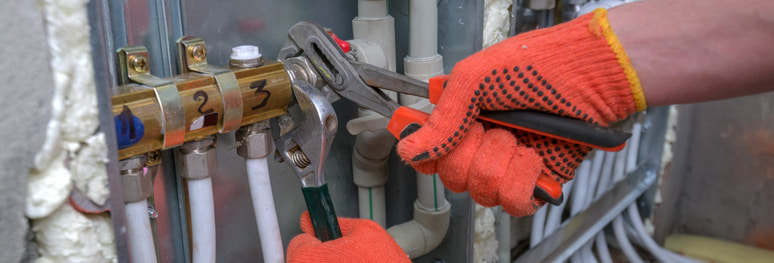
[478,110,631,151]
[302,184,342,241]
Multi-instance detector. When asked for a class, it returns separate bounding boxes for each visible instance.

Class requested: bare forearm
[608,0,774,107]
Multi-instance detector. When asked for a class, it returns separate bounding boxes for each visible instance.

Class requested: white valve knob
[230,45,263,68]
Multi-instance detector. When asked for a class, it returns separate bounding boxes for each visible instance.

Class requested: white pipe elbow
[352,129,393,188]
[387,201,451,259]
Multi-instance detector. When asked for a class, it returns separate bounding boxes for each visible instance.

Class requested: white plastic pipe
[353,0,396,72]
[358,0,387,17]
[416,173,445,211]
[404,0,443,82]
[387,200,451,259]
[246,158,284,263]
[408,0,438,58]
[358,186,386,226]
[126,200,158,263]
[383,0,450,258]
[188,178,216,263]
[352,129,392,227]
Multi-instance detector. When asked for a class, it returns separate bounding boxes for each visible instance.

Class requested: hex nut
[175,147,217,180]
[121,169,154,203]
[119,155,147,172]
[236,122,273,159]
[284,56,324,90]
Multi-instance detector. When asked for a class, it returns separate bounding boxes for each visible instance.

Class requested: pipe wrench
[277,21,631,206]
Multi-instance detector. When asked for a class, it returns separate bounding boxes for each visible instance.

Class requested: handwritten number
[250,79,271,110]
[194,91,213,114]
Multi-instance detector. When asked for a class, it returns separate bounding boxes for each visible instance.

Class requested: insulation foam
[473,204,499,262]
[483,0,512,49]
[26,0,114,261]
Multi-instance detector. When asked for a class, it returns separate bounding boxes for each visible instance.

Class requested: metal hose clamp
[177,36,244,133]
[118,46,186,149]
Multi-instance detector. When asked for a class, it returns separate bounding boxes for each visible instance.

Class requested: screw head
[129,55,148,72]
[146,150,161,166]
[190,45,207,61]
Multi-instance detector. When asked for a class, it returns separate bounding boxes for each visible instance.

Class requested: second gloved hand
[287,212,410,263]
[397,9,647,216]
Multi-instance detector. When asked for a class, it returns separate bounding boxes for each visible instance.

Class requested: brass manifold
[112,37,292,161]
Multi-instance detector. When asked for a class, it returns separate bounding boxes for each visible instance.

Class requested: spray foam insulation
[26,0,115,261]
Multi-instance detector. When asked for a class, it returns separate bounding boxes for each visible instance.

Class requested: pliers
[278,21,631,206]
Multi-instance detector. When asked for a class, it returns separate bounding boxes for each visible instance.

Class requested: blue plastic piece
[115,105,144,149]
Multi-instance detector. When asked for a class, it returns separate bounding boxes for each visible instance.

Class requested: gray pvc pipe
[358,0,387,17]
[409,0,438,58]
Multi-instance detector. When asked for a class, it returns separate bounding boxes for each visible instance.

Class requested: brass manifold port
[112,38,292,160]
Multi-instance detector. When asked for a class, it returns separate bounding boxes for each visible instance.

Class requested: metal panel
[655,95,774,250]
[94,0,482,261]
[87,1,128,262]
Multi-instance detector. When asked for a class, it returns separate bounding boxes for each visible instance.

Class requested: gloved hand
[287,212,410,263]
[397,9,647,216]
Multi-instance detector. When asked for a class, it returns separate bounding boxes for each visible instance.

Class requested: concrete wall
[0,2,55,262]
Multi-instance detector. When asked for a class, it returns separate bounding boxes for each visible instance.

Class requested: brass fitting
[174,137,217,180]
[120,155,154,203]
[236,121,272,159]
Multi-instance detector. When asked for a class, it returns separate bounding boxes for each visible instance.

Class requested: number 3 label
[250,79,271,110]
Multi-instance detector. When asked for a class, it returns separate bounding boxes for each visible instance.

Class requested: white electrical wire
[246,158,285,263]
[619,123,705,263]
[582,152,617,263]
[530,206,548,248]
[188,178,216,263]
[610,142,646,263]
[613,215,644,263]
[534,118,700,263]
[570,153,605,263]
[569,160,592,216]
[544,180,574,238]
[583,245,600,263]
[595,233,614,263]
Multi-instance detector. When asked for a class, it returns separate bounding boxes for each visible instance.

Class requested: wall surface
[0,2,55,262]
[656,94,774,250]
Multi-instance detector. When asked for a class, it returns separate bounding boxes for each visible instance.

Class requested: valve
[327,32,351,53]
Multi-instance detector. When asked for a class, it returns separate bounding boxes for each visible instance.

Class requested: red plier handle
[387,75,631,206]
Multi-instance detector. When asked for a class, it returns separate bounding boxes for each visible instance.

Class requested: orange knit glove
[397,9,646,216]
[287,212,410,263]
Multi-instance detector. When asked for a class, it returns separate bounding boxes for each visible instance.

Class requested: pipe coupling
[283,56,324,90]
[120,156,154,203]
[175,138,217,180]
[236,121,273,159]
